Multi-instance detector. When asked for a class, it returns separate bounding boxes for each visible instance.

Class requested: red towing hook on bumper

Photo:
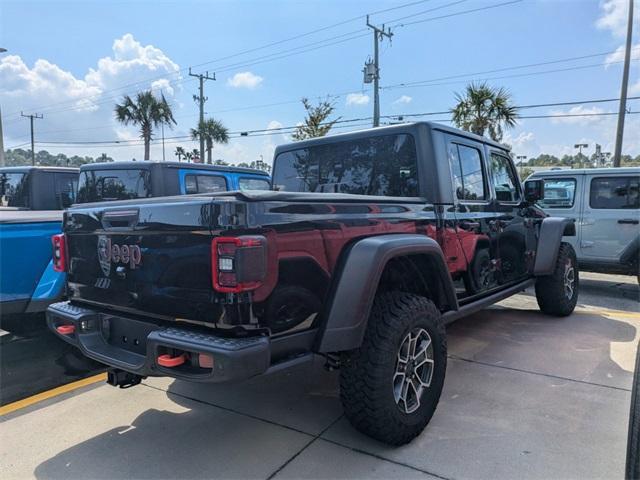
[157,353,187,368]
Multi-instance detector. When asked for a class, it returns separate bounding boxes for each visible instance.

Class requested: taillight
[52,234,67,272]
[211,236,267,293]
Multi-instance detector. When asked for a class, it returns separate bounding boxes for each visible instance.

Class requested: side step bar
[443,278,535,325]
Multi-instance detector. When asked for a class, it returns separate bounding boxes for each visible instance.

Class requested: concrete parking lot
[1,273,638,479]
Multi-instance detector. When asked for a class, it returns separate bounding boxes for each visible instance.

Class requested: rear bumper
[46,301,270,383]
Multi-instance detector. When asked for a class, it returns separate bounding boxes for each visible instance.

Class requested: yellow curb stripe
[576,308,640,320]
[0,373,106,416]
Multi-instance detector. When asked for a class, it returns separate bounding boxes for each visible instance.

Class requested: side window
[590,176,639,209]
[490,153,521,202]
[55,173,78,208]
[538,178,577,208]
[239,177,270,191]
[448,143,486,201]
[185,175,227,194]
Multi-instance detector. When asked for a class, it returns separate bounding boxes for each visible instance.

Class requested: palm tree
[451,82,518,142]
[190,118,229,164]
[115,91,176,160]
[174,146,185,162]
[184,151,193,163]
[191,149,201,163]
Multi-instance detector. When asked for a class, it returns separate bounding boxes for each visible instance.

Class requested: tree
[451,82,518,142]
[291,97,340,141]
[175,146,185,162]
[184,151,193,162]
[191,149,201,163]
[213,159,229,166]
[115,90,176,160]
[190,118,229,164]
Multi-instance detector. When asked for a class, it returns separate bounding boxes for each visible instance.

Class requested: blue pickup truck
[0,166,79,316]
[1,162,271,317]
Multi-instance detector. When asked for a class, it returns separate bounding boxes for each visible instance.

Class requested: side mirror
[524,179,544,203]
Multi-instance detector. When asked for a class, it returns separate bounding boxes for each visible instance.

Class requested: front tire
[339,292,447,445]
[535,242,579,316]
[626,342,640,480]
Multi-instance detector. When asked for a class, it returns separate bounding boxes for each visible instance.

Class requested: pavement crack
[319,437,454,480]
[448,355,632,392]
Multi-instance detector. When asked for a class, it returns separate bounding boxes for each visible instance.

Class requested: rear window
[55,173,78,208]
[590,176,639,209]
[0,172,28,207]
[185,174,227,194]
[77,169,151,203]
[273,134,419,197]
[239,177,270,191]
[537,178,577,208]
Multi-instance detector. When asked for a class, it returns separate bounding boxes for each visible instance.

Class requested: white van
[526,167,639,281]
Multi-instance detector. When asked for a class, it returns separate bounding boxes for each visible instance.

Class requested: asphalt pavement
[1,272,638,479]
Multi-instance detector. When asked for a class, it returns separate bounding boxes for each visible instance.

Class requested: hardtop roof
[80,161,270,176]
[273,121,510,155]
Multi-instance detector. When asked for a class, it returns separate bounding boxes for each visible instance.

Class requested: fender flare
[316,234,457,353]
[533,217,576,276]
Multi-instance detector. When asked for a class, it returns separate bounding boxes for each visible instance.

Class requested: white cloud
[346,92,370,106]
[629,79,640,95]
[1,33,181,150]
[226,71,263,89]
[596,0,638,37]
[549,106,608,126]
[604,42,640,66]
[393,95,412,105]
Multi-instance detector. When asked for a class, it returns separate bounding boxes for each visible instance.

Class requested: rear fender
[316,234,457,353]
[533,217,576,276]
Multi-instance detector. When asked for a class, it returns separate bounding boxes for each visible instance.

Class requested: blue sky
[1,0,638,164]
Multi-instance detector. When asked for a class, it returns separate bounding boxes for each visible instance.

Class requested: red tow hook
[56,324,75,335]
[157,353,187,368]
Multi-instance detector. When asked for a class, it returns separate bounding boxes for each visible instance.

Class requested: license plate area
[102,315,159,356]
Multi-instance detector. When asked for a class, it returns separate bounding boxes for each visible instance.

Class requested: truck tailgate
[65,197,223,322]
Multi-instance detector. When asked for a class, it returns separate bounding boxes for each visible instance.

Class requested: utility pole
[364,15,393,127]
[189,67,215,162]
[21,112,43,166]
[516,155,527,178]
[613,0,634,167]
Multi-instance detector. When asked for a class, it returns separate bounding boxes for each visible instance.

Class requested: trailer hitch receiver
[107,369,143,389]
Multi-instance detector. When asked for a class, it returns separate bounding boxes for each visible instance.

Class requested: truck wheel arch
[316,234,458,353]
[533,217,576,276]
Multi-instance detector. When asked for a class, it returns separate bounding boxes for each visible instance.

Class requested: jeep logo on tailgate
[97,235,142,276]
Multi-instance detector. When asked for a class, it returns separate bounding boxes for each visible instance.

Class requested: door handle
[459,221,480,231]
[618,219,639,225]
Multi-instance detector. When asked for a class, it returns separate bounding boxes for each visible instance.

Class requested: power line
[3,0,521,120]
[23,96,640,147]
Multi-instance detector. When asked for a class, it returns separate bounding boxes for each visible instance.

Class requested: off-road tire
[626,342,640,480]
[339,292,447,445]
[535,242,579,316]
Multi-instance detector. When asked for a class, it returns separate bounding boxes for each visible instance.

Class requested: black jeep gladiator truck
[47,122,578,445]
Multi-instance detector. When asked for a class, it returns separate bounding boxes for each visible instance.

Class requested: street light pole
[574,143,589,168]
[516,155,527,178]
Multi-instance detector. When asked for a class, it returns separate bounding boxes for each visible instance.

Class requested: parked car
[0,166,79,316]
[76,161,271,203]
[526,168,639,281]
[47,122,576,445]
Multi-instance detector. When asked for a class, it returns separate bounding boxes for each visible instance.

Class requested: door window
[589,176,639,209]
[185,174,227,194]
[490,153,521,202]
[448,143,487,201]
[537,178,577,208]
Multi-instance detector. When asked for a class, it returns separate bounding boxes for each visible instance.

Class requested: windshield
[0,172,28,208]
[76,169,152,203]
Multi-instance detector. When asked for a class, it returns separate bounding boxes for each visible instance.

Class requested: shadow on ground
[30,306,638,480]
